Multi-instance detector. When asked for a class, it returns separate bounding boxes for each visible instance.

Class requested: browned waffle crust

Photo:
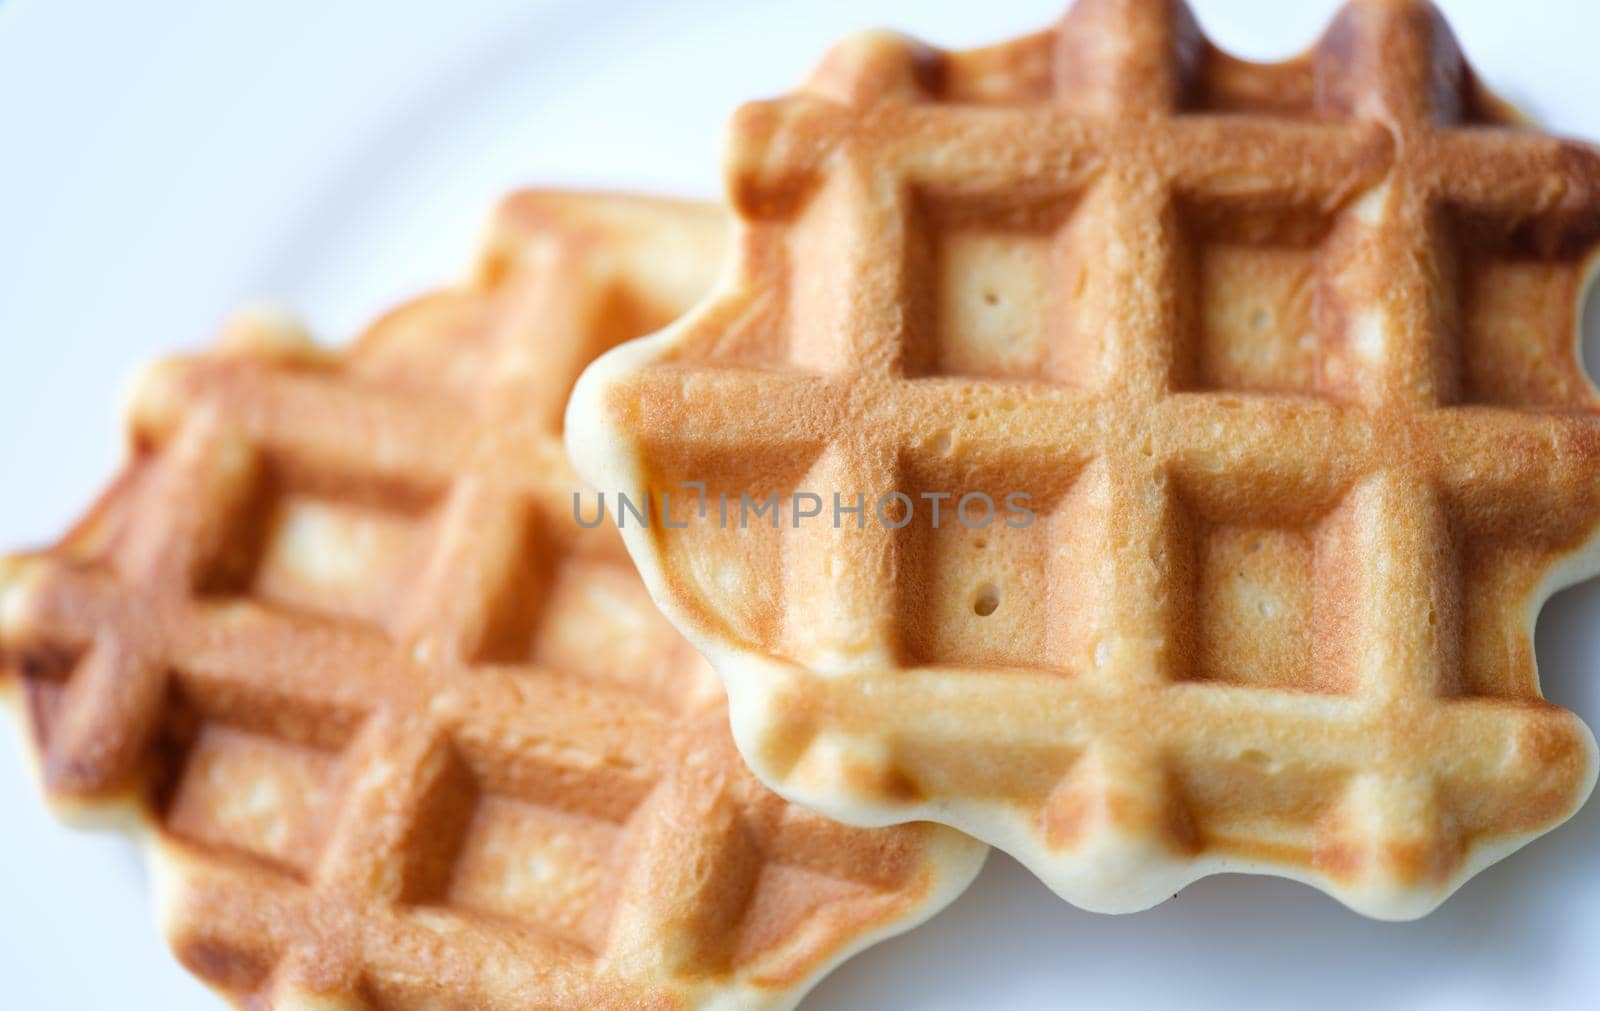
[568,0,1600,918]
[0,191,983,1009]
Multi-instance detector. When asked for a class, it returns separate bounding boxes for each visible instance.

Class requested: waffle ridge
[0,192,984,1009]
[568,0,1600,919]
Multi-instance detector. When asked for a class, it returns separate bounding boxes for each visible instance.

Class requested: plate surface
[1,1,1599,1008]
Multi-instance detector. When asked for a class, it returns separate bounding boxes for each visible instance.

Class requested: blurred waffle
[0,190,984,1009]
[567,0,1600,919]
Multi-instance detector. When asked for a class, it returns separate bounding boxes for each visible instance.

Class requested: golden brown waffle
[567,0,1600,919]
[0,190,984,1009]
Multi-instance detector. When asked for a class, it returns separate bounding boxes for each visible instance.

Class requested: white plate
[2,1,1599,1008]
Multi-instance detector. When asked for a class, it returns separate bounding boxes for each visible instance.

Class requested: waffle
[0,190,984,1010]
[567,0,1600,920]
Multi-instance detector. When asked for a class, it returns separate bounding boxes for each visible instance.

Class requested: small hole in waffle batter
[972,583,1000,617]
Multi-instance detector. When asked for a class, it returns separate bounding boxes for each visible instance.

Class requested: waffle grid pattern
[0,194,976,1008]
[584,0,1600,917]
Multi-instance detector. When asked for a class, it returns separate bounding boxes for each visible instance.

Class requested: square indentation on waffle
[906,189,1092,384]
[1169,460,1354,693]
[641,442,825,652]
[1177,194,1343,397]
[530,554,717,712]
[446,797,623,951]
[726,805,900,965]
[161,695,354,880]
[897,450,1092,670]
[401,740,654,955]
[1191,525,1317,686]
[1437,429,1600,697]
[733,864,876,963]
[1445,205,1600,409]
[196,458,441,637]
